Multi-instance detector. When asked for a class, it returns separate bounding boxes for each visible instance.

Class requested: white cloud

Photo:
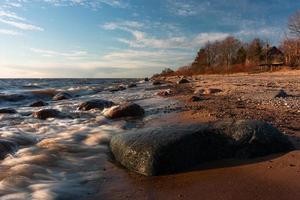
[0,18,44,31]
[0,29,22,36]
[29,48,88,60]
[103,20,228,49]
[167,0,208,17]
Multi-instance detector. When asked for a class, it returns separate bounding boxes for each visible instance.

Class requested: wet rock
[156,89,172,97]
[33,109,66,120]
[78,99,115,111]
[104,102,145,119]
[152,80,162,85]
[110,120,293,176]
[127,83,137,88]
[144,77,149,82]
[0,94,26,102]
[108,85,127,92]
[0,108,17,114]
[53,92,72,101]
[177,78,189,84]
[29,100,48,107]
[0,139,18,159]
[275,89,289,98]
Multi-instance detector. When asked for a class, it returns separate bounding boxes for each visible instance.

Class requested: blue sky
[0,0,299,78]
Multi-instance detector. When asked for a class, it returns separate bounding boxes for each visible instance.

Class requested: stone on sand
[110,120,293,176]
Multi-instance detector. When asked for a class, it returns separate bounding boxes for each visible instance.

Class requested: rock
[152,80,162,85]
[127,83,137,88]
[275,89,289,98]
[29,101,48,107]
[52,92,72,101]
[0,139,18,159]
[33,109,66,120]
[194,88,222,95]
[0,108,17,114]
[104,103,145,119]
[0,94,26,102]
[190,96,203,102]
[177,78,189,84]
[156,89,172,96]
[108,85,126,92]
[144,77,149,82]
[78,99,115,111]
[110,120,293,176]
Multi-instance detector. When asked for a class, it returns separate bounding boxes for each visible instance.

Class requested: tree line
[157,10,300,77]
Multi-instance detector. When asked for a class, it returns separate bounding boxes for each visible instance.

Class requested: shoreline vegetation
[153,11,300,78]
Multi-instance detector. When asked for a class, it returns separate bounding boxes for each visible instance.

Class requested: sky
[0,0,300,78]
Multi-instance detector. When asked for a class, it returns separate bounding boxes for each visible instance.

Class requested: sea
[0,78,179,199]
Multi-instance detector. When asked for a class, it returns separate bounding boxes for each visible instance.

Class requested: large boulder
[33,109,66,120]
[0,140,18,159]
[53,92,72,101]
[104,103,145,119]
[0,108,17,114]
[78,99,115,111]
[110,120,293,176]
[29,100,48,107]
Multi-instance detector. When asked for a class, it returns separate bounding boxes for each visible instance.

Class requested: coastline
[97,70,300,200]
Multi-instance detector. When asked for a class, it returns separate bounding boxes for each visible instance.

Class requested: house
[260,46,284,67]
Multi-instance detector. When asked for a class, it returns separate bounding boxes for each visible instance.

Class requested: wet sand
[97,70,300,200]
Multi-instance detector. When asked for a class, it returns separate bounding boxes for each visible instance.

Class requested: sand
[96,70,300,200]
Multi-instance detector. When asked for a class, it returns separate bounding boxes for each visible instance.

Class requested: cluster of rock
[110,120,294,176]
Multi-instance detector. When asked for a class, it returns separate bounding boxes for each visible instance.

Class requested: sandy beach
[97,70,300,200]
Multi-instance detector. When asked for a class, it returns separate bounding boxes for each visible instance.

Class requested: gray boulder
[110,120,293,176]
[104,102,145,119]
[78,99,115,111]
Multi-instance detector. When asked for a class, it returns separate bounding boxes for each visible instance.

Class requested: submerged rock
[0,139,18,159]
[0,108,17,114]
[177,78,189,84]
[78,99,115,111]
[104,102,145,119]
[110,120,293,176]
[29,100,48,107]
[53,92,72,101]
[33,109,66,120]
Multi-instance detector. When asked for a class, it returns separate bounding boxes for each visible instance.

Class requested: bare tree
[288,10,300,37]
